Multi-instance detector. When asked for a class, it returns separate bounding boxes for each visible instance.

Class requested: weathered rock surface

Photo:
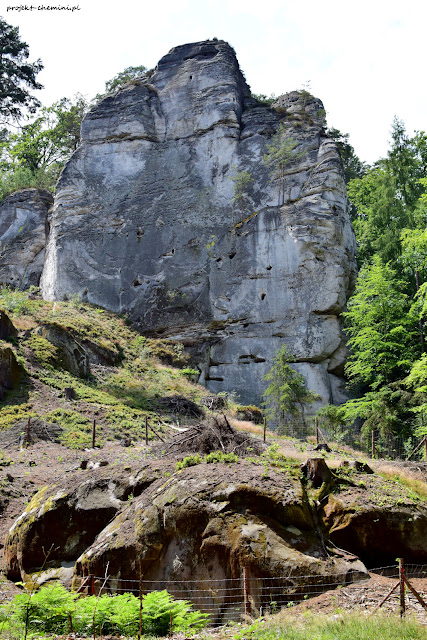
[0,310,17,340]
[0,189,52,289]
[322,473,427,567]
[5,460,367,619]
[0,345,24,399]
[5,461,168,581]
[34,323,90,377]
[39,40,356,405]
[6,447,427,618]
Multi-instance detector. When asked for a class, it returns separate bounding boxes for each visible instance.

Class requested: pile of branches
[155,415,266,457]
[157,394,204,418]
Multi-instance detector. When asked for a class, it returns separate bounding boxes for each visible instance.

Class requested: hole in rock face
[189,75,193,80]
[260,293,266,301]
[229,252,236,259]
[133,278,142,288]
[267,265,272,270]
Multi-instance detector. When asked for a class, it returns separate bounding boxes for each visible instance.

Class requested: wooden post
[399,558,405,617]
[371,430,375,459]
[145,416,148,446]
[315,417,319,445]
[403,575,427,612]
[92,419,96,449]
[26,417,31,448]
[243,565,251,617]
[263,417,266,443]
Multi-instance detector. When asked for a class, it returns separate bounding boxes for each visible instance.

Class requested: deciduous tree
[0,17,43,123]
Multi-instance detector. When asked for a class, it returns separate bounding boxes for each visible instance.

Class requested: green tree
[263,344,318,433]
[344,256,417,390]
[348,120,427,268]
[0,17,43,123]
[262,123,305,205]
[95,65,147,101]
[0,94,89,201]
[231,167,253,222]
[327,127,368,184]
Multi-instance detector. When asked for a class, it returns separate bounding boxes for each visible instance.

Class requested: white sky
[1,0,426,165]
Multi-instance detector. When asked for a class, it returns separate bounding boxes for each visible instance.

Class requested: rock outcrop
[7,451,427,618]
[0,310,17,341]
[38,40,356,405]
[5,459,367,617]
[0,345,24,399]
[0,189,52,289]
[34,323,90,378]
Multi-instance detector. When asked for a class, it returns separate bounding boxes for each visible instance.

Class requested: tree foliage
[344,256,417,389]
[327,127,368,183]
[263,344,318,432]
[262,123,305,205]
[340,117,427,455]
[0,17,43,123]
[0,94,89,201]
[95,65,147,102]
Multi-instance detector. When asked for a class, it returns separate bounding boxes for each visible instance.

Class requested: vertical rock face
[40,40,356,405]
[0,189,52,289]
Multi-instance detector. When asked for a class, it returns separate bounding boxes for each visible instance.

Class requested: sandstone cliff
[0,189,52,290]
[39,40,356,405]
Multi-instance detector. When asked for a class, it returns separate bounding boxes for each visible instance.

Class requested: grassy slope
[0,287,210,448]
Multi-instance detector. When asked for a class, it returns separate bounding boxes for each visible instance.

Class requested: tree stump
[301,458,333,488]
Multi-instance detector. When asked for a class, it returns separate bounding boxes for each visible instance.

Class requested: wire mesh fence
[80,563,427,626]
[275,417,427,462]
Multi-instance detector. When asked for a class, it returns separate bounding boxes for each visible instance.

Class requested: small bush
[204,451,239,464]
[0,287,33,315]
[176,454,203,470]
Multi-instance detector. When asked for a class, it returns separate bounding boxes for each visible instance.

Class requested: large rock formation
[6,451,427,618]
[0,189,52,289]
[39,40,356,405]
[5,458,368,618]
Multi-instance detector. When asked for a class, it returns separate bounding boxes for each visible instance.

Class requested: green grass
[235,611,427,640]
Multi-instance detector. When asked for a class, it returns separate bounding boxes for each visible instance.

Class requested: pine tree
[263,345,318,433]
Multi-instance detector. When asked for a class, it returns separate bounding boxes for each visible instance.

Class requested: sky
[1,0,426,165]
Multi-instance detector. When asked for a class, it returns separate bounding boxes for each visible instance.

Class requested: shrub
[204,451,239,464]
[9,583,207,637]
[176,454,203,470]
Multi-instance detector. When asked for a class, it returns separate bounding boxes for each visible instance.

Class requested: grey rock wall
[0,189,52,289]
[40,40,356,406]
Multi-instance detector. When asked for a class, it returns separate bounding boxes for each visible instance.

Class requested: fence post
[315,417,319,445]
[145,416,148,446]
[26,417,31,448]
[92,419,96,449]
[243,565,251,617]
[399,558,405,617]
[263,417,266,443]
[371,430,375,459]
